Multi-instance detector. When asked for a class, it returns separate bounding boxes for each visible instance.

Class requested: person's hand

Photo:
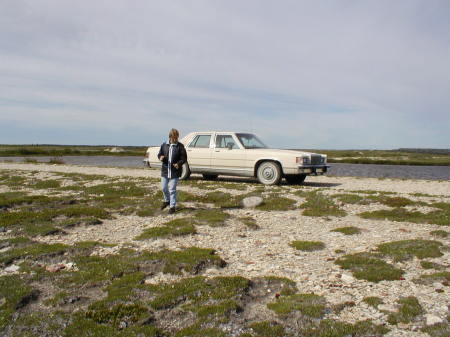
[159,155,165,161]
[173,163,179,169]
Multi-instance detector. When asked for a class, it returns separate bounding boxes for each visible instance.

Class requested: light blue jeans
[161,177,179,208]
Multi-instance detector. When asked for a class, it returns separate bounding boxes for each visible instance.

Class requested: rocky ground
[0,162,449,337]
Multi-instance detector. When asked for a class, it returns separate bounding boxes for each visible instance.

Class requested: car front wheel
[257,161,282,185]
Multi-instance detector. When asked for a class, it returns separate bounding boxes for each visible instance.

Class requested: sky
[0,0,449,149]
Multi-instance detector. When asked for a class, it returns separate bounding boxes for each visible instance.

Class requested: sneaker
[160,201,169,210]
[168,207,176,214]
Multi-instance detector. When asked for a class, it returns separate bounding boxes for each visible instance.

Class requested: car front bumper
[292,165,330,175]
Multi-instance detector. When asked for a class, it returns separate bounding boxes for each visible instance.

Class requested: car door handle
[187,149,192,152]
[214,150,220,152]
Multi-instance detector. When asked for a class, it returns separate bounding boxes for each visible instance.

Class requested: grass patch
[387,296,423,324]
[134,218,197,239]
[0,275,39,330]
[239,216,259,230]
[290,240,325,251]
[0,241,68,265]
[359,206,450,226]
[332,194,366,204]
[376,239,443,261]
[30,179,62,189]
[421,320,450,337]
[430,230,449,238]
[331,226,361,235]
[248,321,286,336]
[300,319,389,337]
[48,157,65,164]
[267,293,326,318]
[256,194,296,211]
[363,296,383,308]
[335,253,404,282]
[299,192,346,217]
[415,271,450,284]
[194,209,230,227]
[148,276,250,310]
[420,261,445,270]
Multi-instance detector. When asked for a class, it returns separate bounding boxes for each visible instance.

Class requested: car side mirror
[226,143,234,150]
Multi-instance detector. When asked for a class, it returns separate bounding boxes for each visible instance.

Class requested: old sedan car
[144,132,329,185]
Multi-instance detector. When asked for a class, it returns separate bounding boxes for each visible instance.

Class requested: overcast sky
[0,0,449,148]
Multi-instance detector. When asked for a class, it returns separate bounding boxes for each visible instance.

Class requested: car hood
[246,148,322,157]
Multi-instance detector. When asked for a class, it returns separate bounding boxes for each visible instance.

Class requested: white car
[144,132,329,185]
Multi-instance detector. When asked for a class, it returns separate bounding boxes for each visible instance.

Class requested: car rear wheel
[180,163,191,180]
[285,174,306,185]
[202,174,219,180]
[257,161,282,185]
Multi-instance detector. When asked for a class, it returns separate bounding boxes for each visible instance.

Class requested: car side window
[190,135,211,148]
[215,135,236,149]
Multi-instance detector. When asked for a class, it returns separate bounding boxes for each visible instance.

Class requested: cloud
[0,0,449,148]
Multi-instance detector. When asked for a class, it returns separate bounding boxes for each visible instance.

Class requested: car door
[211,134,250,175]
[186,134,212,172]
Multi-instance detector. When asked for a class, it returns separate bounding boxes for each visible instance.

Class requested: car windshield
[236,133,268,149]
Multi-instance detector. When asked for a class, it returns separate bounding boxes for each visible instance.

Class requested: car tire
[202,174,219,180]
[285,174,307,185]
[257,161,282,185]
[180,163,191,180]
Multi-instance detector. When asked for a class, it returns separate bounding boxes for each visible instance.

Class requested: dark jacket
[157,142,187,178]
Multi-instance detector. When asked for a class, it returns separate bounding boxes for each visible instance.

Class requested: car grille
[310,154,322,165]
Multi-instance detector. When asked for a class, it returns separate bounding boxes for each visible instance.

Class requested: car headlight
[296,156,310,164]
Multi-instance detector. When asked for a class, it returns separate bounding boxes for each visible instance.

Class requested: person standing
[157,128,187,214]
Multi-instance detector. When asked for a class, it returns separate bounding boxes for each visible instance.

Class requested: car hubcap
[262,166,274,181]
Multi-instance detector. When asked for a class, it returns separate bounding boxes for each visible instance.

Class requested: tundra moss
[135,218,197,240]
[267,293,326,318]
[387,296,423,324]
[430,230,449,238]
[194,209,230,227]
[239,216,259,230]
[248,321,286,337]
[376,239,443,261]
[290,240,325,251]
[335,253,404,282]
[300,192,346,217]
[300,319,389,337]
[256,194,296,211]
[359,207,450,226]
[331,226,361,235]
[363,296,383,308]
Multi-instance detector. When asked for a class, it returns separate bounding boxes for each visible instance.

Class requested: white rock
[341,273,355,283]
[4,265,20,273]
[426,314,443,326]
[241,196,263,208]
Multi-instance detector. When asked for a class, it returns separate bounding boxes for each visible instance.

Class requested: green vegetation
[0,275,38,329]
[299,191,346,217]
[267,293,326,318]
[387,296,423,325]
[256,194,296,211]
[331,226,361,235]
[332,193,366,204]
[421,320,450,337]
[301,148,450,166]
[376,239,443,261]
[290,240,325,251]
[360,205,450,226]
[248,321,286,337]
[415,271,450,284]
[0,144,147,157]
[194,209,230,227]
[363,296,383,308]
[239,216,259,230]
[299,319,389,337]
[420,261,445,270]
[134,218,197,240]
[335,253,404,282]
[430,229,449,238]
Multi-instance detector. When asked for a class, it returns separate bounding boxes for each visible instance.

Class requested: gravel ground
[1,162,449,336]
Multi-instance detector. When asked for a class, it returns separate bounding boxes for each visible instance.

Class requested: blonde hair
[168,128,179,143]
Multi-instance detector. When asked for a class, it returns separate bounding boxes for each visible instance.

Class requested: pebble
[425,314,443,326]
[241,196,263,208]
[4,265,20,273]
